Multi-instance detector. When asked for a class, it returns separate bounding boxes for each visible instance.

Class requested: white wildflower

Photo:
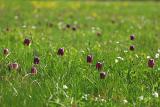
[117,57,124,60]
[152,92,159,98]
[28,95,32,98]
[135,54,139,58]
[91,27,96,33]
[100,98,106,102]
[82,94,89,100]
[14,15,18,20]
[22,25,26,28]
[57,22,64,30]
[115,59,119,63]
[155,53,159,59]
[123,99,128,104]
[147,56,150,59]
[133,102,136,106]
[31,25,36,29]
[138,96,144,101]
[80,50,85,54]
[124,50,128,53]
[98,94,101,97]
[94,97,98,101]
[63,85,68,90]
[91,27,101,33]
[74,21,78,25]
[116,41,120,44]
[158,49,160,53]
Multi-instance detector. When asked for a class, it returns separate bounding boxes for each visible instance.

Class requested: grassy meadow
[0,1,160,107]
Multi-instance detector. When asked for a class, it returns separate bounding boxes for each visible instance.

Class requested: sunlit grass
[0,1,160,107]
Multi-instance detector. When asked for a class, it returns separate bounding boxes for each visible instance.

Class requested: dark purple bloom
[100,71,106,79]
[34,56,40,64]
[48,22,53,27]
[3,48,10,56]
[9,62,19,70]
[6,27,10,32]
[130,45,135,51]
[96,32,102,36]
[111,19,116,24]
[31,66,37,75]
[72,26,76,31]
[87,55,93,63]
[148,59,155,68]
[96,62,103,70]
[57,48,64,56]
[24,38,31,46]
[130,34,135,40]
[66,24,71,28]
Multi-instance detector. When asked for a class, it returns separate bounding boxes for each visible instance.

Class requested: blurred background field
[0,0,160,107]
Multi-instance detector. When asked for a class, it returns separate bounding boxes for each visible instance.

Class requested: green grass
[0,1,160,107]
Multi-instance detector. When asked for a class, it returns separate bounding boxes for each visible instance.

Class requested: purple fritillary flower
[34,56,40,64]
[9,62,19,70]
[57,48,64,56]
[130,34,135,40]
[3,48,10,56]
[100,71,106,79]
[130,45,135,51]
[72,26,76,31]
[66,24,71,28]
[96,62,103,70]
[87,55,93,63]
[148,59,155,68]
[96,32,102,36]
[24,38,31,46]
[31,66,37,75]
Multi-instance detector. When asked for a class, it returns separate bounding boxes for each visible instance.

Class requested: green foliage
[0,1,160,107]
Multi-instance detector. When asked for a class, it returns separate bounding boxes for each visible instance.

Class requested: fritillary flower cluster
[57,22,78,31]
[129,34,135,51]
[86,54,107,79]
[2,33,157,80]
